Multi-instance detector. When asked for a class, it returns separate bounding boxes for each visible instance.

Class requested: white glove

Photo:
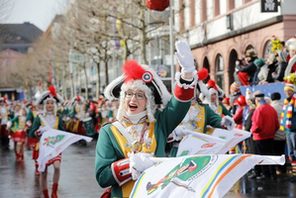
[167,126,188,143]
[129,152,154,180]
[221,116,235,130]
[26,121,32,127]
[6,121,12,130]
[175,40,195,73]
[39,126,51,134]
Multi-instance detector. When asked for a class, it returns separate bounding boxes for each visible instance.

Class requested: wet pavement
[0,140,101,198]
[1,140,296,197]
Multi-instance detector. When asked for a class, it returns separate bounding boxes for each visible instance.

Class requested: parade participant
[233,95,247,129]
[202,79,231,117]
[25,102,35,150]
[82,99,99,138]
[222,97,231,111]
[7,105,29,161]
[280,73,296,182]
[230,95,247,154]
[28,102,44,175]
[29,86,64,198]
[0,97,10,150]
[95,40,197,198]
[58,100,72,134]
[68,96,86,135]
[167,70,235,157]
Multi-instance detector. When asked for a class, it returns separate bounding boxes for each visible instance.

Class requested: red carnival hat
[36,85,64,105]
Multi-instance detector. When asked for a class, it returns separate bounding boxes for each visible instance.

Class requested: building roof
[0,22,43,52]
[0,49,24,88]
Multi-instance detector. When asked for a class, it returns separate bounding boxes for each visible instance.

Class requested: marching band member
[95,40,197,197]
[29,86,64,198]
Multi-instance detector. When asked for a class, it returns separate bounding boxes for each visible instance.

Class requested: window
[174,0,180,31]
[215,54,224,89]
[234,0,243,8]
[195,0,201,25]
[219,0,227,15]
[263,40,272,59]
[184,0,191,29]
[207,0,214,20]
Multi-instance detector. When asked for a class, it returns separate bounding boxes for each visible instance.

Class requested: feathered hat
[36,85,64,105]
[234,95,246,107]
[104,60,171,122]
[207,79,224,99]
[71,95,85,105]
[195,68,209,94]
[222,97,230,106]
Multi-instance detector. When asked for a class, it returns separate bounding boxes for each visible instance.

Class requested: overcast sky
[1,0,69,31]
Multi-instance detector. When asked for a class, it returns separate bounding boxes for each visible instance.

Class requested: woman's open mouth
[128,103,138,112]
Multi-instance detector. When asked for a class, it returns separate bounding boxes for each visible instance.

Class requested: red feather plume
[76,96,81,102]
[207,79,218,90]
[123,60,145,82]
[48,85,57,97]
[197,68,208,81]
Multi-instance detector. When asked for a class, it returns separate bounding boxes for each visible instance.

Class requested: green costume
[95,96,191,197]
[9,115,29,132]
[219,102,231,117]
[169,102,222,157]
[29,115,64,138]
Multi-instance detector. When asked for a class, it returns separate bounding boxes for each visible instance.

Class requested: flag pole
[169,0,175,92]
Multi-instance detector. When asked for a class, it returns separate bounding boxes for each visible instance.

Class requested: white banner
[130,154,285,198]
[177,128,251,156]
[37,128,92,172]
[176,131,225,156]
[212,128,251,154]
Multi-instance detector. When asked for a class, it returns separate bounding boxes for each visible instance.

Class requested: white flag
[177,128,251,156]
[211,128,251,154]
[177,131,226,156]
[37,128,92,172]
[130,154,285,198]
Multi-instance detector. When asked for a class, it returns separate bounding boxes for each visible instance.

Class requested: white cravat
[44,113,56,128]
[125,111,147,124]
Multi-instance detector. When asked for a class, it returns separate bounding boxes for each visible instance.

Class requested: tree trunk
[96,62,101,98]
[139,8,148,65]
[83,63,89,99]
[103,46,109,86]
[104,59,109,85]
[122,39,129,61]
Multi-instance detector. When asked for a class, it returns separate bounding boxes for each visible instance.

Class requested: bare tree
[4,0,169,98]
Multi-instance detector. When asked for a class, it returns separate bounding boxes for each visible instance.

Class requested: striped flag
[37,128,92,172]
[130,154,284,198]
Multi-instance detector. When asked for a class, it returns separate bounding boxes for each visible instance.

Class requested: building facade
[0,22,42,99]
[175,0,296,94]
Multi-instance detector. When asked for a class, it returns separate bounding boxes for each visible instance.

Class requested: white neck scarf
[125,111,147,124]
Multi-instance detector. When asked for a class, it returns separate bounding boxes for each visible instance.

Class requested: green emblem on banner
[43,135,65,147]
[146,156,212,195]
